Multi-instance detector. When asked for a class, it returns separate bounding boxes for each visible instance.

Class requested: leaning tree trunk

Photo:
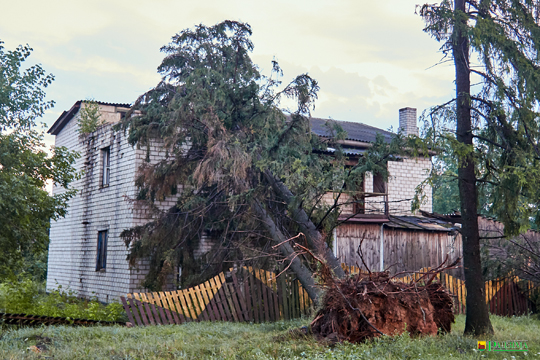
[264,170,346,279]
[454,0,493,335]
[252,200,321,302]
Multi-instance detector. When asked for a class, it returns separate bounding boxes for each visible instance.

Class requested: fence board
[231,270,248,321]
[216,282,233,322]
[244,274,253,321]
[272,274,281,321]
[206,287,222,322]
[254,269,264,322]
[121,297,136,326]
[177,290,190,322]
[280,273,289,320]
[127,297,143,326]
[224,282,239,322]
[261,270,270,322]
[230,282,245,322]
[211,277,229,321]
[137,300,150,326]
[165,292,182,324]
[147,294,162,325]
[249,271,259,323]
[198,283,216,322]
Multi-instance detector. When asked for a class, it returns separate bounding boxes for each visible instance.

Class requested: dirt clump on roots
[310,271,455,344]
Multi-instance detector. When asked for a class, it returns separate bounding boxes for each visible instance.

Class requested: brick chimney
[399,107,418,136]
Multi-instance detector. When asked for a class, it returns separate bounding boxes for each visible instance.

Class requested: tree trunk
[264,170,346,278]
[453,0,493,335]
[252,200,321,302]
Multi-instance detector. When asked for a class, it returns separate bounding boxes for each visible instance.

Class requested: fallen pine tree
[309,248,459,344]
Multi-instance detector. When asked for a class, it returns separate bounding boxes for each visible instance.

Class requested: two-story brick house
[46,102,459,302]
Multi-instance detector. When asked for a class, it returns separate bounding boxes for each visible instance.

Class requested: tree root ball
[311,272,454,344]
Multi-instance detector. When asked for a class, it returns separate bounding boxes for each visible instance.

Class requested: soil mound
[311,271,454,343]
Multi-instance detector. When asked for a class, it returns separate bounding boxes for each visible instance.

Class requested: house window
[96,230,108,271]
[101,147,110,186]
[344,167,365,215]
[373,172,386,194]
[353,177,365,214]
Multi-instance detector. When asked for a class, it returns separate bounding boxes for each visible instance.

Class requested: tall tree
[121,21,404,298]
[421,0,540,335]
[0,41,79,280]
[454,0,493,335]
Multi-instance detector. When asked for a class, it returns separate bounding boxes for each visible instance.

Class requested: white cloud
[0,0,456,132]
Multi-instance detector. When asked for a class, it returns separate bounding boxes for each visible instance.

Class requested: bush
[0,279,125,322]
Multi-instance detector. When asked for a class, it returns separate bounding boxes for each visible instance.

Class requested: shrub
[0,279,125,322]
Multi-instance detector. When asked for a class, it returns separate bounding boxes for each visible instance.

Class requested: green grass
[0,315,538,359]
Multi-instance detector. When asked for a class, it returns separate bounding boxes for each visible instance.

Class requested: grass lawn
[0,315,538,359]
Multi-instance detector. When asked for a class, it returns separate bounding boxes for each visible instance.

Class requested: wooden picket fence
[342,264,537,316]
[120,267,312,326]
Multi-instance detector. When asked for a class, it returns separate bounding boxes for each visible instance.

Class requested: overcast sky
[1,0,455,146]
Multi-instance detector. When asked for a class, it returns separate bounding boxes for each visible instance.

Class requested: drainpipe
[380,223,386,272]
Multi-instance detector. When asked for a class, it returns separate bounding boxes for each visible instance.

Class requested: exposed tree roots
[311,271,455,344]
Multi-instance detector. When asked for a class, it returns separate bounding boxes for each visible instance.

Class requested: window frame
[96,230,108,271]
[352,176,365,215]
[101,147,110,187]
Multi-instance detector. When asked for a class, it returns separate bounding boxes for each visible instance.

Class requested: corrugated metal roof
[310,117,395,144]
[337,214,459,232]
[48,102,395,144]
[323,147,368,156]
[385,216,459,232]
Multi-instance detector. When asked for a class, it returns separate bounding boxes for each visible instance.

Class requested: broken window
[96,230,108,271]
[101,147,110,186]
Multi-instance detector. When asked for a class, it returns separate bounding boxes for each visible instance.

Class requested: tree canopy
[419,0,540,335]
[121,21,405,297]
[0,41,78,280]
[421,0,540,235]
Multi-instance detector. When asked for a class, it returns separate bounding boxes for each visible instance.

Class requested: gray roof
[310,117,395,144]
[386,216,459,232]
[338,214,459,232]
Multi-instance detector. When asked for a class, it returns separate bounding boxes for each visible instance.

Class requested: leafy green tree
[0,41,79,281]
[121,21,405,299]
[420,0,540,335]
[77,99,104,134]
[421,111,492,216]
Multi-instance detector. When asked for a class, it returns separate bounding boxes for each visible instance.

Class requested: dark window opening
[96,230,108,271]
[102,147,110,186]
[352,176,365,215]
[373,172,386,194]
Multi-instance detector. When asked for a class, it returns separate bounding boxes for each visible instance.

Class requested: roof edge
[47,101,82,135]
[47,100,132,136]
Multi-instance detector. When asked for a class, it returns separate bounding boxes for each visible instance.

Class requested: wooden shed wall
[335,223,463,277]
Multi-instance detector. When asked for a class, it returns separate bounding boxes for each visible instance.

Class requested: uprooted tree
[419,0,540,335]
[120,21,406,300]
[311,257,459,343]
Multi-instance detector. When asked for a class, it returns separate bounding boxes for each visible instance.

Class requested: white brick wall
[322,157,432,216]
[46,105,175,302]
[387,157,432,215]
[399,108,419,136]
